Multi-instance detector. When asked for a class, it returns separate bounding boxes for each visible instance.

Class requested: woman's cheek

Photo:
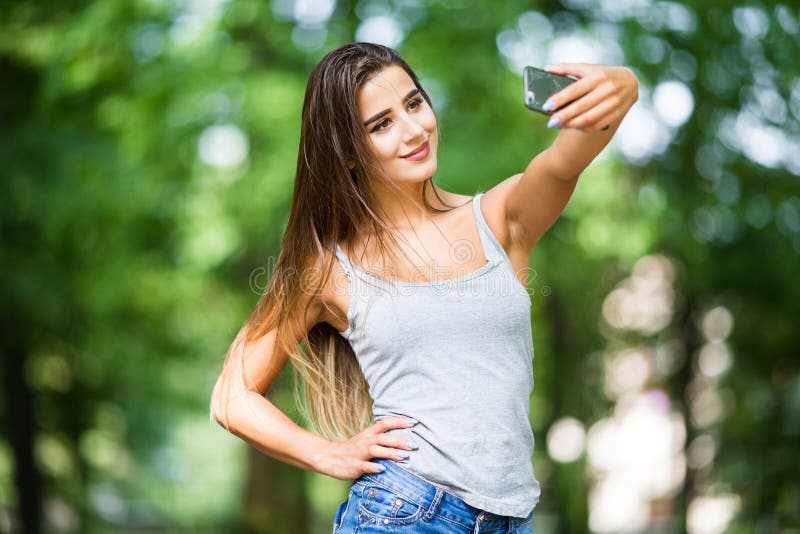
[369,135,391,161]
[381,136,397,161]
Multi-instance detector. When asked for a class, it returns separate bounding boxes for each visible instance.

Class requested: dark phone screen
[524,67,577,112]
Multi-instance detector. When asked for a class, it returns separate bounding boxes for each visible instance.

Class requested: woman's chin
[394,160,437,180]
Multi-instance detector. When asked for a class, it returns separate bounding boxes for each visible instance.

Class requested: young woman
[210,42,638,533]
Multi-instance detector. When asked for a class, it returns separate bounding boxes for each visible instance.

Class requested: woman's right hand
[315,416,419,480]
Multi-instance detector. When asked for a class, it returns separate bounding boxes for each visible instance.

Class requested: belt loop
[422,487,444,521]
[474,511,486,534]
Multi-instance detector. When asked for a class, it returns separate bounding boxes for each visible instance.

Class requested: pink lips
[401,141,430,160]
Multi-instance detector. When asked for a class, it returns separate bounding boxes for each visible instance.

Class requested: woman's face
[357,65,438,187]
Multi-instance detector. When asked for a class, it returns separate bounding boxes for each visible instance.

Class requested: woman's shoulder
[475,175,524,253]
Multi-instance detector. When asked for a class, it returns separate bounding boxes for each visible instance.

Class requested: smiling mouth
[401,140,430,159]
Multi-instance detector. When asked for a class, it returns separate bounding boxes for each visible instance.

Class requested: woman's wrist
[311,439,335,475]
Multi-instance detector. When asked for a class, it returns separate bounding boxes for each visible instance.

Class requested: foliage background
[1,0,798,532]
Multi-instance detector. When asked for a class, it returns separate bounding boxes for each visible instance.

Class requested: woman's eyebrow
[362,88,421,126]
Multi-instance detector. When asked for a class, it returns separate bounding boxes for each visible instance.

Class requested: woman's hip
[331,458,535,533]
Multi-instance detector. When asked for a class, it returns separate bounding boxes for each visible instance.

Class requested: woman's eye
[373,119,390,132]
[371,99,424,132]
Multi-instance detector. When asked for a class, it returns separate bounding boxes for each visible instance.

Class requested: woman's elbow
[209,376,234,430]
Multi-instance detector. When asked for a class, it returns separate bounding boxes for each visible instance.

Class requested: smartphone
[523,66,579,115]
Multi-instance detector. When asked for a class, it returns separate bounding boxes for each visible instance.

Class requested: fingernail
[407,441,419,450]
[542,101,555,112]
[547,116,561,128]
[406,418,419,425]
[376,465,386,472]
[398,452,410,459]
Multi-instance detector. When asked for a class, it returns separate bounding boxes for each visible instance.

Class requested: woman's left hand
[542,63,639,133]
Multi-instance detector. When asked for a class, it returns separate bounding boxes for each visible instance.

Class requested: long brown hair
[211,42,460,442]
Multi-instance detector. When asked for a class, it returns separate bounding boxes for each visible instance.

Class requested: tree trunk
[1,325,42,534]
[242,447,309,533]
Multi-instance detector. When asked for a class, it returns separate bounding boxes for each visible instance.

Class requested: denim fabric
[331,458,535,533]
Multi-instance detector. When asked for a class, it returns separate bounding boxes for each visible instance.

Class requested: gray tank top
[333,192,540,518]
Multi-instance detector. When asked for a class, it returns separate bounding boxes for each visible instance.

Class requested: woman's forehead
[358,65,416,115]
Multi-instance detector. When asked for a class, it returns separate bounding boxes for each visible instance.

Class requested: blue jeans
[331,458,535,533]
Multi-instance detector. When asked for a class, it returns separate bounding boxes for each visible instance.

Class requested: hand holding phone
[522,66,578,116]
[524,63,639,132]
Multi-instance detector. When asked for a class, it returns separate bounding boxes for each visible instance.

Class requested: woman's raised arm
[504,64,639,251]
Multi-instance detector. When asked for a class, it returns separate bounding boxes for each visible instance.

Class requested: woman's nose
[401,115,425,143]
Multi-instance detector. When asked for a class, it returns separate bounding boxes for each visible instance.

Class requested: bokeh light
[197,124,249,168]
[601,254,676,335]
[546,417,587,462]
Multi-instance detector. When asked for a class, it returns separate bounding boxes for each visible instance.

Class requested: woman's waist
[377,414,535,471]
